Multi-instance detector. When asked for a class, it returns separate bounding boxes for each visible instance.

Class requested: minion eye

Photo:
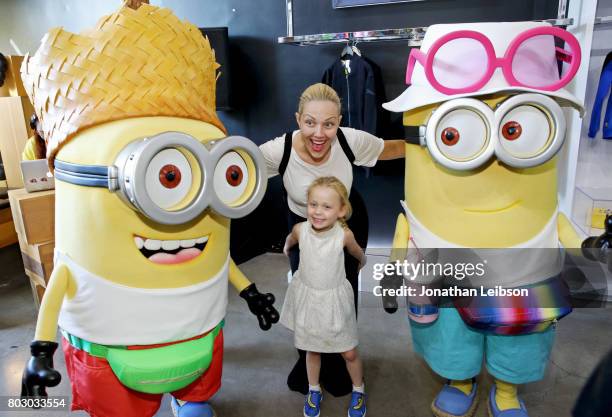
[213,151,250,206]
[498,105,552,158]
[145,148,194,209]
[435,109,489,161]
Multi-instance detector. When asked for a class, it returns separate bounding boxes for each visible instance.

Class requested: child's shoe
[304,390,322,417]
[348,391,366,417]
[431,380,478,417]
[487,385,529,417]
[171,397,215,417]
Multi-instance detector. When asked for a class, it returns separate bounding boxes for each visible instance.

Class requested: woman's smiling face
[295,100,341,163]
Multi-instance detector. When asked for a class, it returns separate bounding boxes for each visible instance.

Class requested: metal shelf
[278,18,574,46]
[595,15,612,25]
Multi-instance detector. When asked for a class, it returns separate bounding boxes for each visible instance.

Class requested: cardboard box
[21,241,54,285]
[8,188,55,245]
[25,271,49,310]
[0,206,18,248]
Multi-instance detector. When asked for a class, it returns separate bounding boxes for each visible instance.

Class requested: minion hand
[21,341,61,398]
[239,283,280,330]
[581,215,612,273]
[380,272,403,314]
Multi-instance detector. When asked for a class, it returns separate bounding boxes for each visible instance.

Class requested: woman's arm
[344,228,366,269]
[378,140,405,160]
[283,223,301,256]
[259,135,286,178]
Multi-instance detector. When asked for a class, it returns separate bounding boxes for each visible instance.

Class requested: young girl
[281,176,367,417]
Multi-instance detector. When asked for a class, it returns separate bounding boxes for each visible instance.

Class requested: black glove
[239,283,279,330]
[582,214,612,273]
[21,341,61,399]
[380,273,403,314]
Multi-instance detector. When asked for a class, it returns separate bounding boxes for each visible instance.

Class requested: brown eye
[502,121,522,141]
[225,165,243,187]
[159,164,182,189]
[441,127,460,146]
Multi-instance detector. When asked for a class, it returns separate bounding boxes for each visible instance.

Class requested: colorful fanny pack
[61,321,223,394]
[453,277,572,335]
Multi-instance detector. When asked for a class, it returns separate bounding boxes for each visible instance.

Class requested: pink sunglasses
[405,26,581,95]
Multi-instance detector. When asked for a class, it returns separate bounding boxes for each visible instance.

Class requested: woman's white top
[56,251,229,345]
[260,128,384,218]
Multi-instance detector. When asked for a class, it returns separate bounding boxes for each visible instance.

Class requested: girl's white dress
[280,221,358,353]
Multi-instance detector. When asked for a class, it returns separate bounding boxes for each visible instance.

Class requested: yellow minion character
[20,3,278,417]
[383,22,584,417]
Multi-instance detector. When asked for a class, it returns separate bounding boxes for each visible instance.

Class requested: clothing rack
[278,0,573,46]
[594,15,612,26]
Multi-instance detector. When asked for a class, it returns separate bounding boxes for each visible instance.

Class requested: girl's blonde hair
[297,83,341,116]
[307,176,352,228]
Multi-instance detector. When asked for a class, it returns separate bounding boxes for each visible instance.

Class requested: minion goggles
[404,93,566,171]
[54,132,266,225]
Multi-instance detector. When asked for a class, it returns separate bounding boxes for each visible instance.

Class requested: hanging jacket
[322,54,388,137]
[588,53,612,139]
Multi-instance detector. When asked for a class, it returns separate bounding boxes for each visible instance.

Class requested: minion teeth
[134,235,209,261]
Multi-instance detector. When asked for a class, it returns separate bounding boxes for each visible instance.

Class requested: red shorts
[62,330,224,417]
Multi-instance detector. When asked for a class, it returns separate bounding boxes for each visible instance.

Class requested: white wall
[0,1,138,55]
[576,0,612,191]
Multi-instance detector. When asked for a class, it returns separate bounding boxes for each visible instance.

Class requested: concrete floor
[1,244,611,417]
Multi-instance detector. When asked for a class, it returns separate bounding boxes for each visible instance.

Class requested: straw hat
[21,1,225,166]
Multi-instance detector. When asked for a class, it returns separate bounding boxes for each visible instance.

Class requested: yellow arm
[558,212,583,249]
[34,263,72,341]
[229,258,251,292]
[390,213,410,262]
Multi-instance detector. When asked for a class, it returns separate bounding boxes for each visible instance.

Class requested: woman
[22,114,46,160]
[259,83,404,396]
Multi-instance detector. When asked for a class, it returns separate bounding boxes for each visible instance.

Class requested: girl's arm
[344,228,366,269]
[283,223,301,256]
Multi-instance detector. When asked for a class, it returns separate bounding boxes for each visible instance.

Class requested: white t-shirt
[259,128,384,218]
[56,251,229,345]
[400,201,562,287]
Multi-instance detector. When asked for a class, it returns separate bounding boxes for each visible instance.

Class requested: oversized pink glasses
[405,26,581,95]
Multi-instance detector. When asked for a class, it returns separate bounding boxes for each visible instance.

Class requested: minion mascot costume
[382,22,585,417]
[19,2,279,416]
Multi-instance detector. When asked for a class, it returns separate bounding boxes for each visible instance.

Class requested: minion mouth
[134,235,209,265]
[464,200,521,213]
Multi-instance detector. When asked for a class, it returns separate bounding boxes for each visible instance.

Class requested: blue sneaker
[348,391,366,417]
[431,380,478,417]
[171,397,215,417]
[487,385,529,417]
[304,390,322,417]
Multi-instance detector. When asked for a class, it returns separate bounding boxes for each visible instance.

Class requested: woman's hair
[307,176,352,227]
[0,53,8,87]
[29,113,47,159]
[297,83,341,116]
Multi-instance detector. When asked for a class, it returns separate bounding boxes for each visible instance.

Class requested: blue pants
[410,308,555,384]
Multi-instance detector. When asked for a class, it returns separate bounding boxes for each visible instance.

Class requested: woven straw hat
[21,1,226,166]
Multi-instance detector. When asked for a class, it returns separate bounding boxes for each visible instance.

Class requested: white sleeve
[258,135,286,178]
[343,128,384,167]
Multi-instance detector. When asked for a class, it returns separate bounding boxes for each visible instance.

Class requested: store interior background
[0,0,562,261]
[1,1,611,416]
